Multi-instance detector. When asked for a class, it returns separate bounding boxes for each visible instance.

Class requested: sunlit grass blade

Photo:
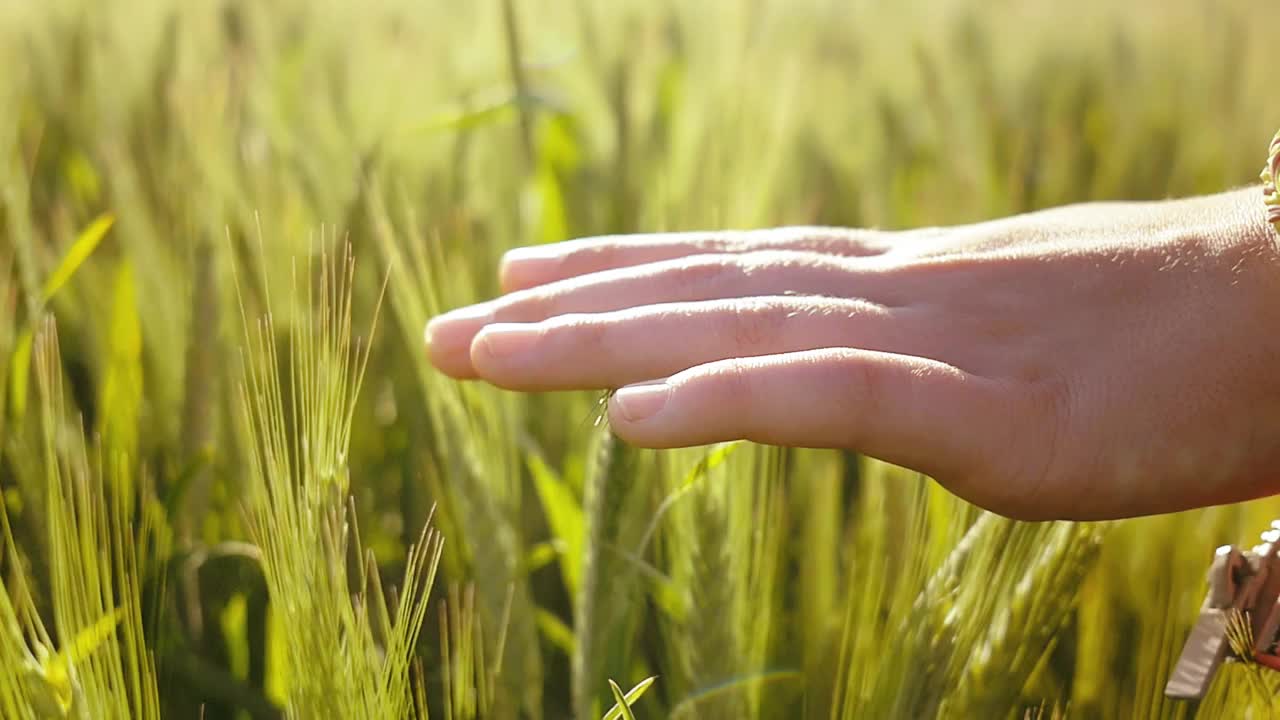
[528,452,585,595]
[96,260,143,486]
[607,678,639,720]
[6,328,32,421]
[8,212,113,423]
[0,248,12,439]
[601,676,657,720]
[40,213,114,303]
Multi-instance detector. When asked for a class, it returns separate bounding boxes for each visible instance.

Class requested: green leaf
[62,149,101,206]
[532,161,568,245]
[534,608,575,657]
[528,453,585,594]
[414,92,558,134]
[421,99,517,133]
[41,213,114,302]
[643,568,687,622]
[97,261,142,472]
[680,443,738,489]
[6,214,114,423]
[607,680,634,720]
[523,540,561,575]
[602,677,654,720]
[63,608,125,666]
[20,602,126,712]
[528,114,582,246]
[7,328,32,420]
[2,488,21,515]
[30,607,127,713]
[656,59,686,130]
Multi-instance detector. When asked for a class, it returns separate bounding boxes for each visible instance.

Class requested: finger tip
[500,248,560,291]
[422,315,444,349]
[608,381,673,437]
[424,305,492,378]
[603,412,675,449]
[426,342,479,379]
[497,265,536,294]
[468,326,558,390]
[604,406,644,443]
[497,261,525,293]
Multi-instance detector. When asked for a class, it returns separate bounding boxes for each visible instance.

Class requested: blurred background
[4,0,1280,717]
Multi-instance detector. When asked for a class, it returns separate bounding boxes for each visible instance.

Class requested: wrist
[1188,187,1278,258]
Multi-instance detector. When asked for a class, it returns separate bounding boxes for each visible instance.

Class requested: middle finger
[469,295,952,390]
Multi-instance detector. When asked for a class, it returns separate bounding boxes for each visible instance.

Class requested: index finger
[500,227,893,291]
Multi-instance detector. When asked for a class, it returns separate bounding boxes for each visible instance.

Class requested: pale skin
[425,187,1280,521]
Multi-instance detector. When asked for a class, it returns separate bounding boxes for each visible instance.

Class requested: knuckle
[715,360,754,401]
[495,291,553,322]
[722,300,789,350]
[738,249,850,289]
[554,313,608,348]
[987,375,1075,519]
[835,351,882,421]
[672,254,738,286]
[1024,375,1071,477]
[691,359,754,424]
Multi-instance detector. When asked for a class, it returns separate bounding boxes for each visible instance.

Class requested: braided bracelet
[1263,129,1280,234]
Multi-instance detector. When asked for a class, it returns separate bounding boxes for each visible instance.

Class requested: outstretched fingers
[427,251,902,378]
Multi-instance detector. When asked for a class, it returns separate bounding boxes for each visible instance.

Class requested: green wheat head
[236,242,442,718]
[0,320,160,720]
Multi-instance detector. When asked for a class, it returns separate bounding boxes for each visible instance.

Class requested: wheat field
[4,0,1280,717]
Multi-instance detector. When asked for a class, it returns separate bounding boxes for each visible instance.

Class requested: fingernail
[425,305,492,351]
[613,382,670,423]
[501,246,562,286]
[476,323,541,359]
[504,245,561,262]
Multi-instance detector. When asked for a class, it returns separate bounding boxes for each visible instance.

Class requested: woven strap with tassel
[1262,130,1280,234]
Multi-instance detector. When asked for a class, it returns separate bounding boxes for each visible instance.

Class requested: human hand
[425,188,1280,520]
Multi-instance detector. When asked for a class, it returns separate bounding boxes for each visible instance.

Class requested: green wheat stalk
[573,430,652,719]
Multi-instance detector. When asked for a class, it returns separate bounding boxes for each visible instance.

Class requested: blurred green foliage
[3,0,1280,717]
